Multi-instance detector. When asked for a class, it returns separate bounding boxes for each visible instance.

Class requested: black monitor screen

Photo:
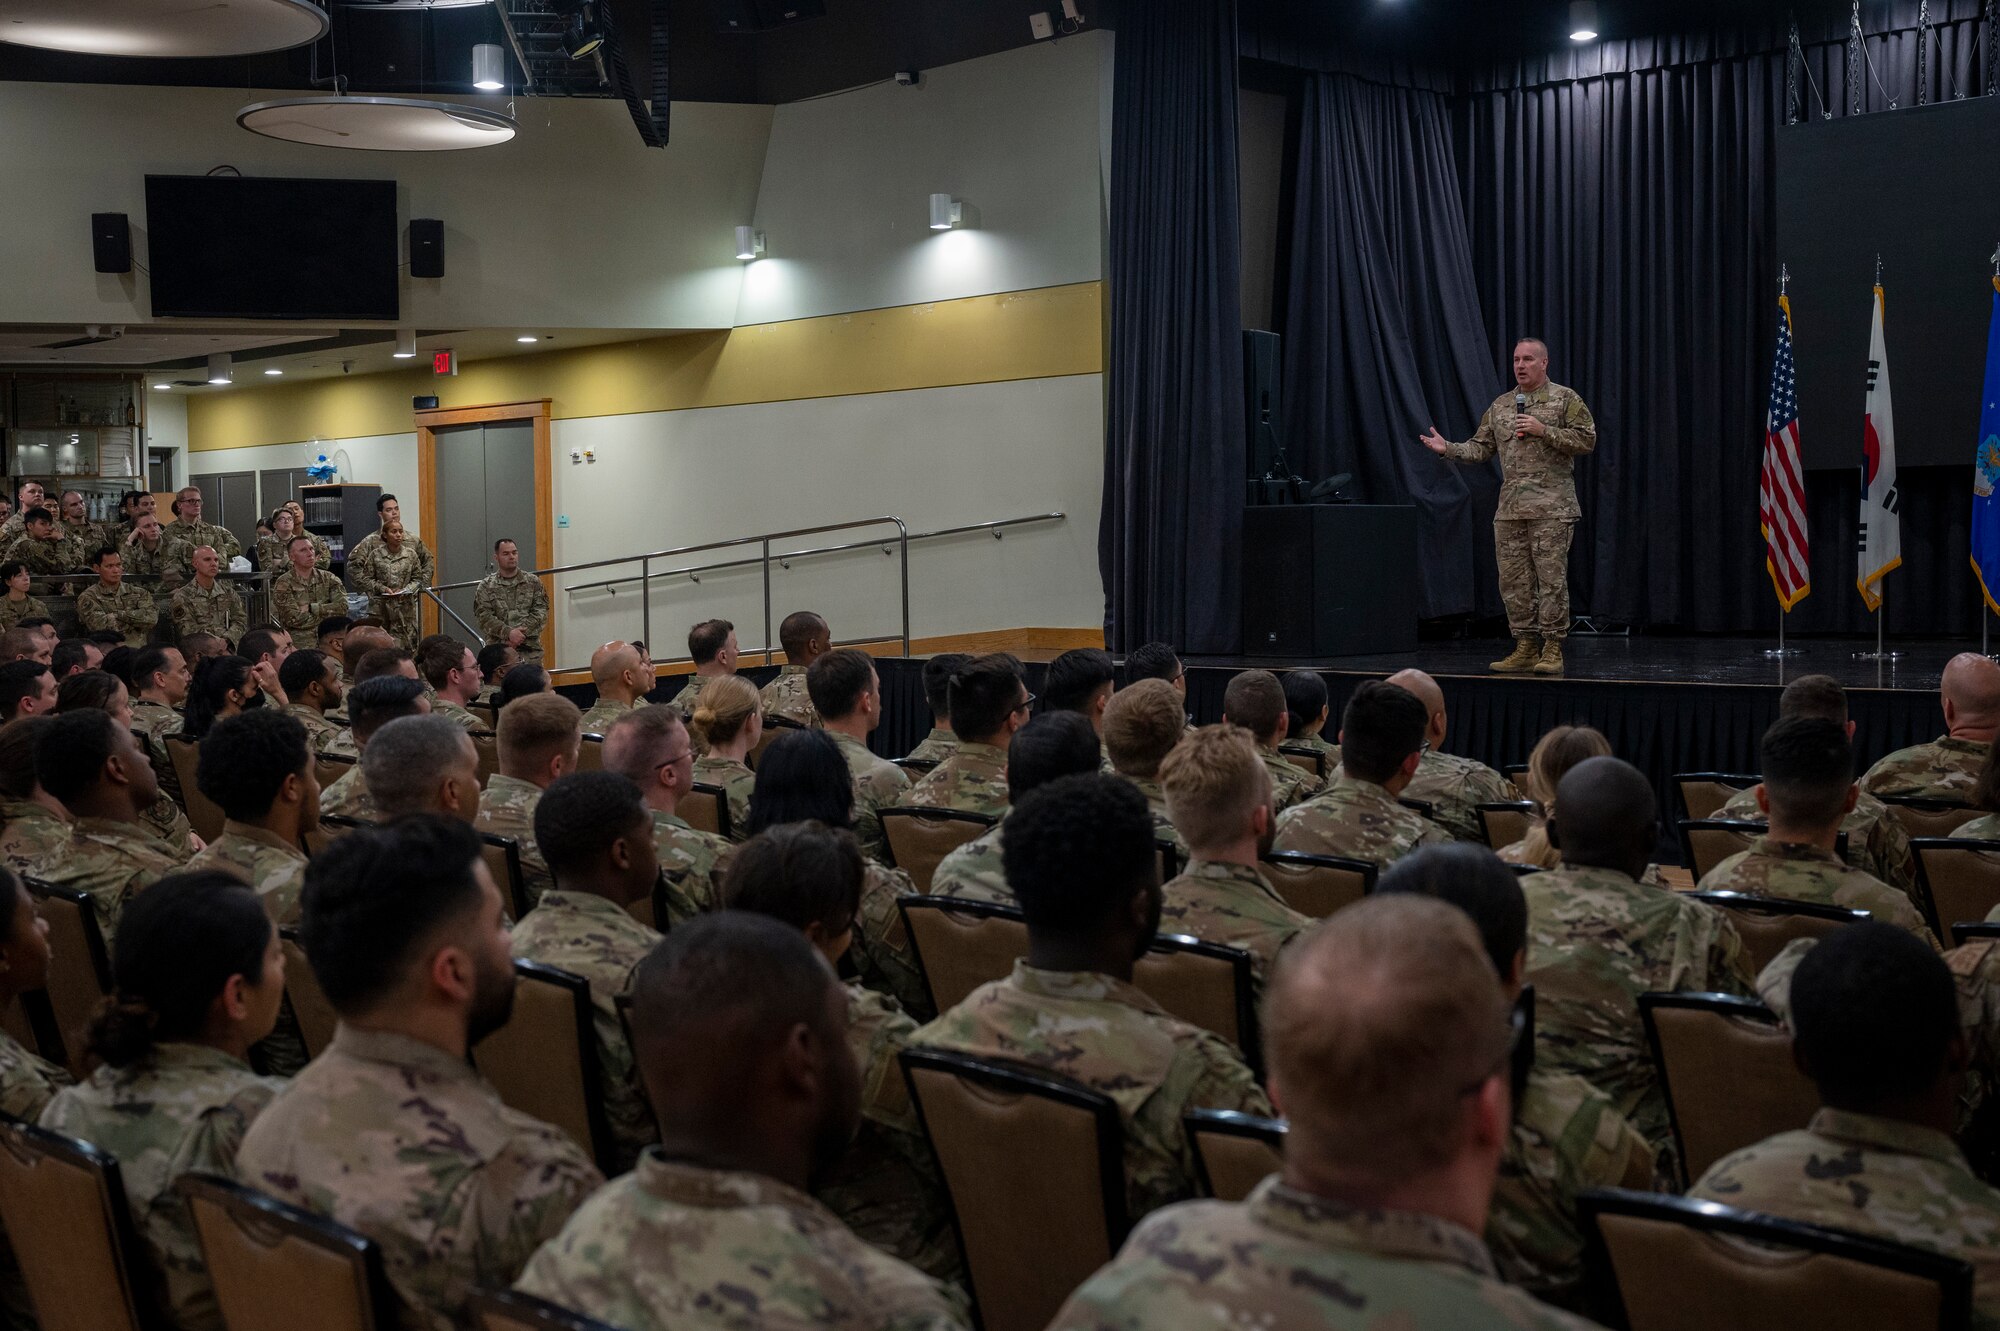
[145,174,400,321]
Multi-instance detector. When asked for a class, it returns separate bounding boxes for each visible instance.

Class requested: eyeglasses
[653,748,693,771]
[1013,691,1037,715]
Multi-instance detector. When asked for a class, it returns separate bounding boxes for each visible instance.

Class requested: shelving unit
[1,374,146,524]
[299,482,382,574]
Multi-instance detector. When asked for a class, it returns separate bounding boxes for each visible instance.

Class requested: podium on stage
[1240,505,1420,658]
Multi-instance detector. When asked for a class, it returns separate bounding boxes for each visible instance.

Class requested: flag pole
[1766,264,1802,660]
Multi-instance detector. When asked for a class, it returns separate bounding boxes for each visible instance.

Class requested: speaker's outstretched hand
[1419,429,1450,456]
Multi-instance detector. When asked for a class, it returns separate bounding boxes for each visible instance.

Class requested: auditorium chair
[470,1290,622,1331]
[470,960,617,1175]
[470,732,499,788]
[1880,795,1983,841]
[304,813,370,859]
[1578,1187,1971,1331]
[26,878,112,1076]
[1185,1108,1285,1203]
[1687,892,1869,974]
[0,1117,156,1331]
[1276,744,1327,779]
[0,988,57,1068]
[748,713,805,769]
[468,699,498,730]
[278,927,339,1061]
[1133,936,1260,1072]
[1257,851,1375,918]
[1952,921,2000,948]
[1911,838,2000,940]
[879,808,997,894]
[1639,992,1818,1186]
[1504,762,1531,789]
[1155,839,1181,885]
[165,734,225,843]
[1477,800,1537,851]
[479,833,532,919]
[1398,796,1435,820]
[1674,772,1760,824]
[311,751,355,798]
[573,734,604,773]
[178,1173,398,1331]
[900,1048,1127,1331]
[1678,820,1848,882]
[678,782,731,839]
[892,757,939,776]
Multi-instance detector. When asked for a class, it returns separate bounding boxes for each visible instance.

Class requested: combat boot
[1532,639,1565,675]
[1490,637,1540,673]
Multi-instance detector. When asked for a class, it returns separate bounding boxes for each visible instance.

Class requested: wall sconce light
[928,193,963,230]
[734,225,766,260]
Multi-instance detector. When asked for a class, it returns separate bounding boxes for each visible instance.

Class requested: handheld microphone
[1514,391,1528,438]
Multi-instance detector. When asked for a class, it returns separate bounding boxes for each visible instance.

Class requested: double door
[432,421,537,641]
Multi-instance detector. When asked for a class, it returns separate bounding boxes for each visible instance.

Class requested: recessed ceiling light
[264,368,283,376]
[151,382,169,391]
[517,335,539,343]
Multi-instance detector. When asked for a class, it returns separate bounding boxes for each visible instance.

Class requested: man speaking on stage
[1421,338,1597,676]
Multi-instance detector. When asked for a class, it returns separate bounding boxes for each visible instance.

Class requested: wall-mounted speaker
[409,218,444,279]
[91,213,131,274]
[413,395,440,410]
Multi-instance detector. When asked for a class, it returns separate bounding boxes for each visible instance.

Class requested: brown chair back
[1477,801,1536,851]
[748,713,805,770]
[900,1049,1126,1331]
[1276,744,1326,779]
[303,814,369,859]
[1678,820,1760,880]
[680,783,731,840]
[479,834,531,919]
[1640,993,1819,1186]
[470,961,615,1175]
[899,897,1027,1014]
[469,1289,622,1331]
[1133,936,1259,1072]
[167,735,225,842]
[177,1173,397,1331]
[1880,796,1982,840]
[1185,1109,1285,1203]
[879,808,996,894]
[279,927,339,1061]
[1688,892,1870,974]
[1912,839,2000,938]
[0,1118,152,1331]
[470,732,500,788]
[1579,1188,1972,1331]
[311,753,356,799]
[26,878,113,1075]
[1257,851,1375,918]
[1675,772,1759,824]
[573,734,603,773]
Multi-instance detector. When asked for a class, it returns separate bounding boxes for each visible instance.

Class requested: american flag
[1760,294,1810,609]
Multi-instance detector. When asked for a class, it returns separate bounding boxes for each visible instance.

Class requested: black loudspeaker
[1240,505,1421,658]
[91,213,131,274]
[409,219,444,278]
[1243,329,1281,480]
[413,395,440,410]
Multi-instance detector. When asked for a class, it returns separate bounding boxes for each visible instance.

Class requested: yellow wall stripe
[187,281,1104,452]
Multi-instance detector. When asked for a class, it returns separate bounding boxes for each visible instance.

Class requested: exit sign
[433,350,457,376]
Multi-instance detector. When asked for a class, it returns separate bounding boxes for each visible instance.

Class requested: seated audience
[905,653,1028,816]
[1497,725,1612,869]
[1043,647,1117,740]
[475,642,516,707]
[931,712,1103,904]
[602,705,728,926]
[186,711,317,926]
[1281,668,1333,759]
[51,637,102,679]
[337,624,395,688]
[238,625,294,673]
[0,864,64,1117]
[665,617,736,717]
[1863,651,2000,800]
[177,631,228,664]
[760,609,830,726]
[1962,742,2000,842]
[418,636,487,732]
[687,674,761,839]
[510,772,662,1171]
[905,651,970,763]
[1523,756,1753,1161]
[1048,895,1593,1331]
[721,823,958,1282]
[474,692,582,908]
[579,639,653,734]
[40,872,286,1331]
[1377,844,1656,1309]
[1273,680,1449,868]
[1222,669,1320,811]
[0,717,68,871]
[97,644,136,686]
[0,661,55,722]
[277,647,344,754]
[515,913,965,1330]
[0,562,48,638]
[1156,725,1309,994]
[1691,923,2000,1322]
[1699,716,1937,945]
[912,773,1271,1220]
[362,715,482,824]
[1123,641,1185,696]
[35,708,173,940]
[129,646,190,753]
[807,647,910,863]
[318,676,429,821]
[1102,677,1189,848]
[1384,668,1520,844]
[57,668,195,859]
[499,661,552,707]
[183,655,270,740]
[238,816,602,1328]
[76,546,157,648]
[315,614,352,662]
[0,628,44,666]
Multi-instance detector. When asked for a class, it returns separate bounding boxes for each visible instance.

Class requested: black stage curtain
[1100,0,1247,654]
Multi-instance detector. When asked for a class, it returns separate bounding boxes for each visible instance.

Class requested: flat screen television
[145,174,400,321]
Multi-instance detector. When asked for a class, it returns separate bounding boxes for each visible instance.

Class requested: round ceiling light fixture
[0,0,328,57]
[237,96,516,151]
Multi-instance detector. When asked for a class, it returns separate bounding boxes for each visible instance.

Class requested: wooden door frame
[413,399,555,662]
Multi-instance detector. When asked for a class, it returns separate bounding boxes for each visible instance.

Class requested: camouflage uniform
[1404,751,1520,845]
[1258,745,1320,813]
[1862,736,1989,801]
[236,1025,602,1331]
[906,728,958,765]
[1437,381,1597,642]
[138,796,196,866]
[1271,774,1452,870]
[904,741,1009,817]
[256,532,332,574]
[169,578,246,646]
[817,983,960,1283]
[1158,860,1311,998]
[473,571,548,662]
[39,1043,282,1331]
[76,581,159,647]
[830,730,909,864]
[161,518,242,577]
[1964,814,2000,841]
[1490,1067,1657,1308]
[1,532,80,575]
[665,674,706,716]
[269,568,347,641]
[344,532,434,648]
[186,821,309,926]
[578,697,643,735]
[1691,1107,2000,1326]
[40,815,181,943]
[1047,1176,1599,1331]
[910,961,1272,1219]
[930,823,1009,905]
[759,664,819,727]
[130,699,185,804]
[1717,783,1918,900]
[283,702,343,756]
[433,699,489,733]
[0,596,47,635]
[516,1155,967,1331]
[648,809,728,927]
[1698,836,1938,948]
[509,890,663,1172]
[62,517,108,559]
[475,775,554,908]
[1521,864,1755,1158]
[0,799,70,874]
[0,1031,68,1121]
[690,755,754,841]
[121,536,183,591]
[318,766,378,822]
[853,863,930,1021]
[1126,775,1186,853]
